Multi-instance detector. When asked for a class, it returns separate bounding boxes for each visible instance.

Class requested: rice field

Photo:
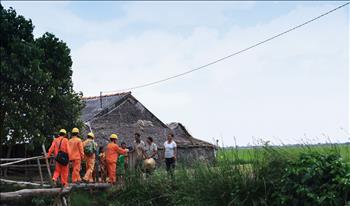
[217,143,350,163]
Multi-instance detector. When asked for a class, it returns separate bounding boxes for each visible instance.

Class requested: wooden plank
[42,144,54,187]
[36,158,44,186]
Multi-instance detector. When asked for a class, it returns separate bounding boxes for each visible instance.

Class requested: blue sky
[66,2,339,27]
[68,1,343,35]
[2,1,349,146]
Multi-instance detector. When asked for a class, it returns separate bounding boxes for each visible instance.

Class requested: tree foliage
[0,4,83,151]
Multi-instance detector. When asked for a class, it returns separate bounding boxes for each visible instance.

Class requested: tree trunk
[0,183,114,202]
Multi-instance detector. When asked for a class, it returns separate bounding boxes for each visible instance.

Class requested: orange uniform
[68,136,84,183]
[105,142,127,183]
[47,136,70,187]
[82,139,97,182]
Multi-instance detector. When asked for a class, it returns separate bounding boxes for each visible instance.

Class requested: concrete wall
[177,147,216,165]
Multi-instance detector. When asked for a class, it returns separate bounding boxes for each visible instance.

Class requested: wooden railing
[0,144,54,187]
[0,155,48,187]
[0,145,130,205]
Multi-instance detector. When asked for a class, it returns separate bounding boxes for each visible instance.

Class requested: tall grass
[218,143,350,164]
[69,144,350,206]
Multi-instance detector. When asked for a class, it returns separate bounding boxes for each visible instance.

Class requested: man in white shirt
[163,133,177,176]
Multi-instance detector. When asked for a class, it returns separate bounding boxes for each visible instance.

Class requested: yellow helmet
[87,132,95,138]
[110,134,118,139]
[72,128,79,133]
[59,129,67,135]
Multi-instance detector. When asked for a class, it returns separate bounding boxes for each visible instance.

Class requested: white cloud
[2,2,348,145]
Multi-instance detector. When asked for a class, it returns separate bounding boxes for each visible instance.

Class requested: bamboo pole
[42,144,54,187]
[24,145,28,178]
[36,158,44,186]
[0,178,50,188]
[0,156,44,167]
[0,158,25,161]
[0,164,54,168]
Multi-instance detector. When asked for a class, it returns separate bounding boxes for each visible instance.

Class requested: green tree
[35,33,84,145]
[0,5,83,155]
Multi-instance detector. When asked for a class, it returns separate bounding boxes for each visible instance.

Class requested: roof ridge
[82,91,131,100]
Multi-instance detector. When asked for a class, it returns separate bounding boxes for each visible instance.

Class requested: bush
[275,152,350,206]
[69,146,350,206]
[5,145,347,205]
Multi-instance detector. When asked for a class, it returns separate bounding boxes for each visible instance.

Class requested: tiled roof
[81,92,131,122]
[168,122,214,148]
[80,93,214,148]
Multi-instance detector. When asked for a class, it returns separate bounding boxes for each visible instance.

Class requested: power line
[104,2,349,94]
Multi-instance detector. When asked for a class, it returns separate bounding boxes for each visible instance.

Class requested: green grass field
[72,143,348,206]
[8,143,349,206]
[217,143,350,163]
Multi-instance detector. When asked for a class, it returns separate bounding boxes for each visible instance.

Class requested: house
[80,92,215,165]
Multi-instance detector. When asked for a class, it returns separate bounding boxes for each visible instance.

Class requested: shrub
[274,152,350,206]
[71,145,350,206]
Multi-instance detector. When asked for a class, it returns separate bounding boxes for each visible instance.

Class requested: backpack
[84,140,96,155]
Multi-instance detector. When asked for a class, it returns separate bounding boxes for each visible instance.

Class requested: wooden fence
[0,144,54,186]
[1,144,141,184]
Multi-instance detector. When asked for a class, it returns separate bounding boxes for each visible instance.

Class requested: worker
[82,132,97,183]
[46,129,70,187]
[105,134,128,184]
[68,128,84,183]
